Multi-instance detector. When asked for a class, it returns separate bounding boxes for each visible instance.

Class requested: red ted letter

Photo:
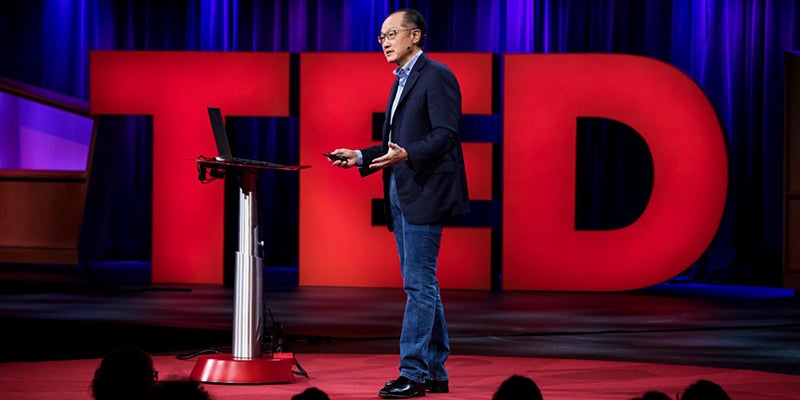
[503,54,728,291]
[91,51,290,284]
[298,53,494,289]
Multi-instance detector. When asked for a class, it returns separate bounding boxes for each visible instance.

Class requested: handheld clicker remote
[323,152,348,162]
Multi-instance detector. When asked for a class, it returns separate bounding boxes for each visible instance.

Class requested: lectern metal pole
[233,168,262,360]
[190,160,300,384]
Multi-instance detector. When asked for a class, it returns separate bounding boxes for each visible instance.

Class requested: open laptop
[208,107,286,168]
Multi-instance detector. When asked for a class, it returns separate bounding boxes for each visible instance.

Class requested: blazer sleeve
[403,63,461,172]
[357,144,384,177]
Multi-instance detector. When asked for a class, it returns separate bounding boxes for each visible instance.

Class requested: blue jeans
[389,174,449,384]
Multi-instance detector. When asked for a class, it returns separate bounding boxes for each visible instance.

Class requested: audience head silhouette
[90,346,157,400]
[631,391,672,400]
[292,387,330,400]
[150,379,213,400]
[679,379,731,400]
[492,374,543,400]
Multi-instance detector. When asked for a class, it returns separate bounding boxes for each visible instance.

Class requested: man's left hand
[369,141,408,169]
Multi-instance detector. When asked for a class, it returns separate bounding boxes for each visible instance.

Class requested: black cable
[261,302,309,378]
[294,358,309,378]
[268,306,277,355]
[174,348,223,360]
[195,155,225,184]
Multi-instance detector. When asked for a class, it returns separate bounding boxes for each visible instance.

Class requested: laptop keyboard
[231,157,285,168]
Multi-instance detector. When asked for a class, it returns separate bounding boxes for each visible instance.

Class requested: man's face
[380,12,417,66]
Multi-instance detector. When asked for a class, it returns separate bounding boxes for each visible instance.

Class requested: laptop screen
[208,107,233,161]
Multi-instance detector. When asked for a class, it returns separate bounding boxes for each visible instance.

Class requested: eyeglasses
[377,28,416,44]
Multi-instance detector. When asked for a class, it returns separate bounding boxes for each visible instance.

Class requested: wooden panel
[787,200,800,270]
[0,247,79,265]
[0,77,94,266]
[0,175,87,263]
[784,52,800,288]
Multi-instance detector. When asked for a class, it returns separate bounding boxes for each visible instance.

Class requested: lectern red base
[190,353,296,384]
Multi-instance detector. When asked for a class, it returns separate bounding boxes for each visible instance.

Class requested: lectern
[190,158,308,384]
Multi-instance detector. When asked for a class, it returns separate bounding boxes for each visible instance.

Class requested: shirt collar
[393,50,423,85]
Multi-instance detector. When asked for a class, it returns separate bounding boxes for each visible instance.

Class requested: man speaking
[326,8,469,399]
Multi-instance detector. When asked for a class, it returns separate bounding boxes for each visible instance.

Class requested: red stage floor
[3,353,800,400]
[0,267,799,398]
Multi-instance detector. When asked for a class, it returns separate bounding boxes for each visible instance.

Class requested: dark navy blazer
[359,53,470,231]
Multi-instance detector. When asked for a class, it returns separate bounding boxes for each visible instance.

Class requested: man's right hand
[328,149,358,169]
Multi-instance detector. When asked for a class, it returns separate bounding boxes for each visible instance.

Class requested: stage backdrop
[1,0,798,288]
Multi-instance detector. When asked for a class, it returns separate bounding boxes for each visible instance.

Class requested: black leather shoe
[379,376,426,398]
[384,379,449,394]
[425,379,449,393]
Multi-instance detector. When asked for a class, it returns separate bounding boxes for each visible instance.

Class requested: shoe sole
[378,391,426,399]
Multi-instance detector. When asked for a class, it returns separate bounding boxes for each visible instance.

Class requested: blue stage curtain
[1,0,798,286]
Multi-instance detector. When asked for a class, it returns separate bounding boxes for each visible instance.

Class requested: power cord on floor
[171,298,308,379]
[262,301,309,378]
[175,348,223,360]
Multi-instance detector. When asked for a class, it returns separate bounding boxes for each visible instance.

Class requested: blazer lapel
[386,79,399,115]
[383,79,399,141]
[396,54,427,110]
[384,54,428,143]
